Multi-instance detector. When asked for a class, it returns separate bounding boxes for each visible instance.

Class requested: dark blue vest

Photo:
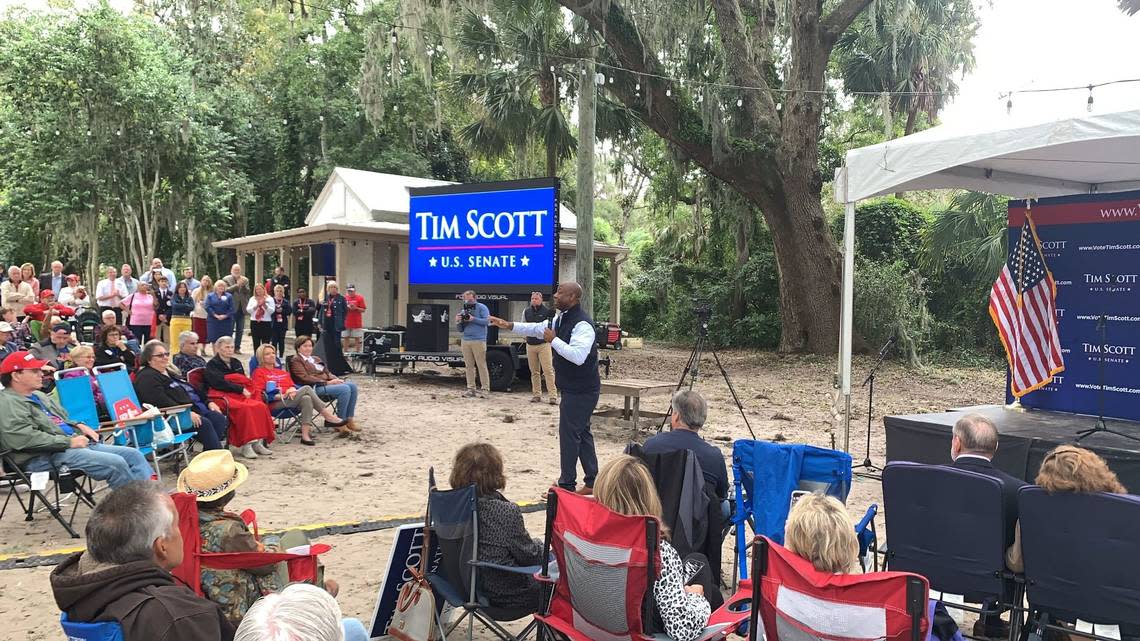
[553,304,600,394]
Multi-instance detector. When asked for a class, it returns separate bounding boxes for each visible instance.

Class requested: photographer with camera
[456,290,491,398]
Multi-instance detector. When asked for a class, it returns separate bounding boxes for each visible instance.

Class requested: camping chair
[626,443,725,599]
[882,462,1022,641]
[284,354,337,433]
[746,536,929,641]
[169,492,330,596]
[249,356,304,444]
[534,487,751,641]
[1,448,94,539]
[59,613,123,640]
[426,483,540,641]
[94,364,195,481]
[1018,487,1140,641]
[730,440,874,584]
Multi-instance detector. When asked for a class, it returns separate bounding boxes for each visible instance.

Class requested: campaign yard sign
[408,178,559,298]
[1006,190,1140,421]
[367,523,441,639]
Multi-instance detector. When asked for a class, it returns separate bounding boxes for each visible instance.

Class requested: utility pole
[576,57,596,315]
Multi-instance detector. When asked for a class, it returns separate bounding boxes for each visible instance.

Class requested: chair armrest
[159,404,193,415]
[96,416,149,432]
[470,561,543,576]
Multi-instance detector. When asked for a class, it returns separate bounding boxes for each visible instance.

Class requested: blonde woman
[784,494,859,574]
[21,263,39,297]
[191,275,212,355]
[593,455,713,641]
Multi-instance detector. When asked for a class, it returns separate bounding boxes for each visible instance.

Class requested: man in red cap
[0,351,152,488]
[23,289,76,322]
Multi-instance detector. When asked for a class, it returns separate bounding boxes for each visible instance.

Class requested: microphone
[879,332,897,357]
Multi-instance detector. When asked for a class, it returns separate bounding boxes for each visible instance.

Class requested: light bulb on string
[635,82,640,92]
[86,130,92,137]
[594,72,605,86]
[283,118,288,125]
[737,98,743,107]
[116,129,122,136]
[1087,85,1094,113]
[148,129,153,136]
[55,130,60,136]
[390,30,397,44]
[319,115,324,122]
[1006,95,1012,115]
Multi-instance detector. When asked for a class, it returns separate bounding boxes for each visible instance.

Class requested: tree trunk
[732,211,751,320]
[576,57,596,314]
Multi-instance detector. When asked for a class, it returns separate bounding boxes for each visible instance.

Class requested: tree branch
[819,0,874,48]
[708,0,781,133]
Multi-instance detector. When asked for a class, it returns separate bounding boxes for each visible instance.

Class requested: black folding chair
[882,462,1024,641]
[426,483,540,641]
[1,449,96,539]
[1020,487,1140,641]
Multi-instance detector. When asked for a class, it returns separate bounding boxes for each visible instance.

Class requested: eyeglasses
[152,352,170,358]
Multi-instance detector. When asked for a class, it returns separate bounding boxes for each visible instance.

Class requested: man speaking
[490,282,598,495]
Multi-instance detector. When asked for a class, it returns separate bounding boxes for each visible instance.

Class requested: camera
[459,302,475,322]
[692,298,712,336]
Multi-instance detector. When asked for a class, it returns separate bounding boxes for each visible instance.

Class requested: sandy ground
[0,341,1004,640]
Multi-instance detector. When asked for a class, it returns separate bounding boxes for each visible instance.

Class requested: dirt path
[0,343,1004,639]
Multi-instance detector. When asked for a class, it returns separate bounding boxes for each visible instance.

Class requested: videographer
[522,291,557,405]
[456,290,491,398]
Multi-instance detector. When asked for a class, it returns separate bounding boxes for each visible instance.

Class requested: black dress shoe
[324,417,347,427]
[301,438,316,446]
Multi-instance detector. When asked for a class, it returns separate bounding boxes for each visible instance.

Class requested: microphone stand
[1076,314,1140,443]
[854,334,895,479]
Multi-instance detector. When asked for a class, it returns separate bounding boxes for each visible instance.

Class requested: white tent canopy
[832,108,1140,449]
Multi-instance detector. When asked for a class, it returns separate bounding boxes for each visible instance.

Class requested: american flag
[989,212,1065,397]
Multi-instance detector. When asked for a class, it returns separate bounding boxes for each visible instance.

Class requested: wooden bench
[593,378,677,433]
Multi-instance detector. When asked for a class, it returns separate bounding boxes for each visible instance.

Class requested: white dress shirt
[512,312,596,366]
[96,279,128,307]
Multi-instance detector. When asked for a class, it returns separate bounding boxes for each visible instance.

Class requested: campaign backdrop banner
[408,178,559,297]
[1006,190,1140,421]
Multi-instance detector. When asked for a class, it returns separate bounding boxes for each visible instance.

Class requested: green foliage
[853,260,929,366]
[833,197,930,264]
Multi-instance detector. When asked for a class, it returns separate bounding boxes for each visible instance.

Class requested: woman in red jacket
[249,344,346,446]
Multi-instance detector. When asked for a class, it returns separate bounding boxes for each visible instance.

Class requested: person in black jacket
[50,481,236,641]
[134,340,227,451]
[292,288,316,339]
[154,275,174,346]
[95,325,137,369]
[204,336,274,460]
[317,281,350,375]
[522,291,558,405]
[270,284,290,355]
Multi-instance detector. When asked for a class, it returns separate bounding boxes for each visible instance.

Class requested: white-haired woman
[204,336,275,459]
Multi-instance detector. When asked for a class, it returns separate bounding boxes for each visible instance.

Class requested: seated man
[99,309,141,354]
[0,351,153,489]
[0,321,17,359]
[948,413,1026,639]
[24,290,76,322]
[643,390,730,518]
[51,481,235,641]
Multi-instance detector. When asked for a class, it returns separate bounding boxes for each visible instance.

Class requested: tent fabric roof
[309,167,579,230]
[836,109,1140,202]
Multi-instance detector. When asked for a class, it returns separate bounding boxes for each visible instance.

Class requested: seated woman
[177,450,338,628]
[204,336,275,460]
[250,344,347,445]
[288,335,359,431]
[95,324,137,369]
[450,442,545,614]
[594,455,713,641]
[236,584,368,641]
[134,340,228,451]
[1006,445,1127,573]
[173,330,208,375]
[784,494,859,574]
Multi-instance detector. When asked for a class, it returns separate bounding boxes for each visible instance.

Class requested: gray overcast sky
[2,0,1138,129]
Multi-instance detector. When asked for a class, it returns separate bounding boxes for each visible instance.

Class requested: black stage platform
[884,404,1140,492]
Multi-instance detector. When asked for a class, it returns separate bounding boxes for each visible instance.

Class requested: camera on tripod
[692,298,712,335]
[458,302,475,323]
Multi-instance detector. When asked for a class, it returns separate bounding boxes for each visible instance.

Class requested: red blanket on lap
[208,373,275,447]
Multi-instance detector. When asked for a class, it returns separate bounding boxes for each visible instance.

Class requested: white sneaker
[251,440,274,456]
[238,443,258,459]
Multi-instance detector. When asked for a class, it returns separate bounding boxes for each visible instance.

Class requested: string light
[1087,85,1094,113]
[736,98,743,107]
[1006,96,1012,115]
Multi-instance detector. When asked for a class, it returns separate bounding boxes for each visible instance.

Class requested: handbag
[387,471,441,641]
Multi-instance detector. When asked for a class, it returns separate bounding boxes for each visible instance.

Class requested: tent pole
[841,199,856,453]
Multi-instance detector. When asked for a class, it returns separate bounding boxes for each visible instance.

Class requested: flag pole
[1005,200,1031,413]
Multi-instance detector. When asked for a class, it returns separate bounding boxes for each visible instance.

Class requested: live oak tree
[556,0,877,353]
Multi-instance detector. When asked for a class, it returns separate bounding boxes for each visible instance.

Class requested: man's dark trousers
[558,390,600,490]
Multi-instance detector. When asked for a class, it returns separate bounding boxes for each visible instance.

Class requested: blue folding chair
[60,612,123,640]
[883,462,1021,640]
[94,364,195,481]
[731,440,872,583]
[1019,487,1140,641]
[427,481,540,641]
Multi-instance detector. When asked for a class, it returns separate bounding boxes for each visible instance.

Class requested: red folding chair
[747,536,929,641]
[534,487,750,641]
[169,492,329,596]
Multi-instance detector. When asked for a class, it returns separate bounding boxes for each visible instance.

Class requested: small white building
[214,168,629,329]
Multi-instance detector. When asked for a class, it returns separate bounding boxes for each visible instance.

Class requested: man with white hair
[141,257,176,287]
[643,389,730,515]
[235,583,368,641]
[50,481,235,641]
[39,260,66,296]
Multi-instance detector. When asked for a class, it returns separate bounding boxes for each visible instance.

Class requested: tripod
[853,334,895,479]
[1076,314,1140,443]
[656,308,756,440]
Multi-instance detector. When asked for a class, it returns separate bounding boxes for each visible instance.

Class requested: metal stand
[656,305,756,440]
[853,335,894,479]
[1076,314,1140,443]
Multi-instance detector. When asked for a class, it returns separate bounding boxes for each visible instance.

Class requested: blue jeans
[342,618,369,641]
[25,443,152,488]
[193,410,229,450]
[315,382,358,419]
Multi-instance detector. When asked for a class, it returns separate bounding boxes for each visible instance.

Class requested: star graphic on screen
[428,257,438,268]
[520,255,530,267]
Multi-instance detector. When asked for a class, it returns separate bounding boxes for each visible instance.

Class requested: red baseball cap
[0,351,49,374]
[40,290,55,300]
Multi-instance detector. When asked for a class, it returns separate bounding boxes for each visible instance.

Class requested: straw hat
[177,450,249,501]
